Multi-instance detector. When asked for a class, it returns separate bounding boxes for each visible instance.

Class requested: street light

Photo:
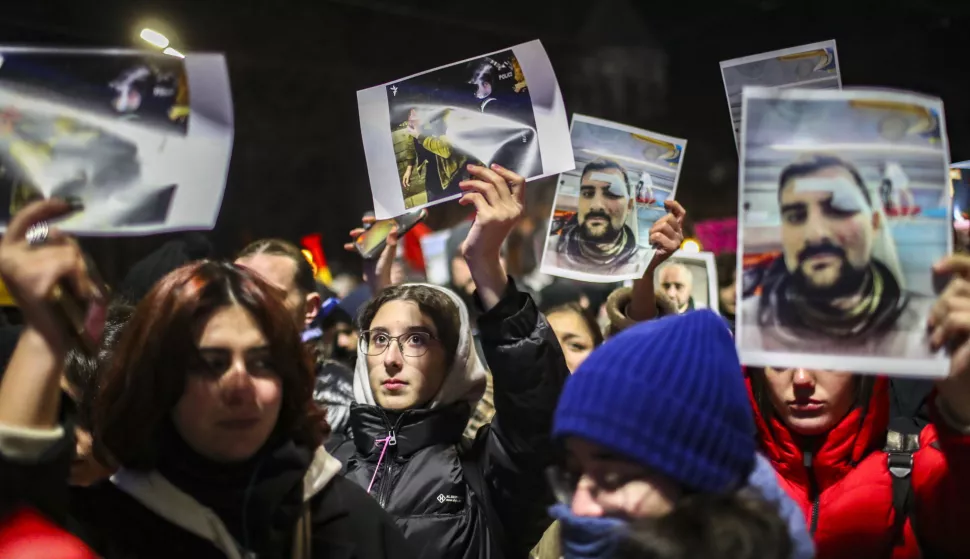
[139,28,169,49]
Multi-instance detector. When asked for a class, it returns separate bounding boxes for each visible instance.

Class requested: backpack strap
[885,429,922,550]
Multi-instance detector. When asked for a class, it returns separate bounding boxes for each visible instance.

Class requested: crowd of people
[1,162,970,559]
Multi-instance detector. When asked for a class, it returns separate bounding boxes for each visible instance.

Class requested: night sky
[1,0,968,284]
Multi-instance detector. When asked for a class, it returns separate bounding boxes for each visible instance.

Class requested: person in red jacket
[746,253,970,559]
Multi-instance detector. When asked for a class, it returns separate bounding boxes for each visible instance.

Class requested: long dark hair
[95,261,327,470]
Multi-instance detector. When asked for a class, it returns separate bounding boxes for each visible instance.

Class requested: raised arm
[626,199,686,322]
[459,163,569,556]
[0,198,101,519]
[915,254,970,555]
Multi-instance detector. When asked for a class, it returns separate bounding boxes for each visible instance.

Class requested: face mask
[550,503,627,559]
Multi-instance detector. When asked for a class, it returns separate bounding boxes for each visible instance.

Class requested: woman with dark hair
[0,200,412,559]
[542,302,604,374]
[335,164,569,559]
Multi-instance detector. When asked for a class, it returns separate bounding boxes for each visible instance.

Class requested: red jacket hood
[745,368,890,493]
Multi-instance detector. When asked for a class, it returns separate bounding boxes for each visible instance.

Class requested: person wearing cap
[540,310,814,559]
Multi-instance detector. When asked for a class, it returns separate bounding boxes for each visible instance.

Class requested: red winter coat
[749,376,970,559]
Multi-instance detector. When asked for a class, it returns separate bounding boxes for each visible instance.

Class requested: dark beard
[579,213,621,244]
[332,344,356,367]
[789,244,868,301]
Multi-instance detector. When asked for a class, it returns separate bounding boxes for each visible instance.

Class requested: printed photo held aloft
[0,47,234,235]
[736,87,951,377]
[540,114,686,283]
[720,40,841,149]
[358,40,573,219]
[654,251,719,315]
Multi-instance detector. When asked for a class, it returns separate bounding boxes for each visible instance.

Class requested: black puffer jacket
[334,280,569,559]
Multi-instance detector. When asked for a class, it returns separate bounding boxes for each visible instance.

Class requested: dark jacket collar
[348,402,470,459]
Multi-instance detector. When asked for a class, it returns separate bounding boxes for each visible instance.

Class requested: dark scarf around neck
[155,422,312,559]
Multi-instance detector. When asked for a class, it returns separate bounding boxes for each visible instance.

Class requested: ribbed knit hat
[553,309,755,494]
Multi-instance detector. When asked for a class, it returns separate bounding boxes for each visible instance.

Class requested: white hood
[353,283,487,409]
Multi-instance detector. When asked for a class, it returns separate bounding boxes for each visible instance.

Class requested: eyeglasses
[359,330,438,358]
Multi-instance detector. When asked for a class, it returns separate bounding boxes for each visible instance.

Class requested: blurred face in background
[578,168,633,245]
[548,309,597,373]
[763,367,855,436]
[659,264,693,313]
[236,253,319,328]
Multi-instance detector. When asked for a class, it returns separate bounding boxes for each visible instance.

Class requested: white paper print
[0,47,233,235]
[736,86,951,377]
[541,114,686,283]
[358,40,573,220]
[721,40,841,149]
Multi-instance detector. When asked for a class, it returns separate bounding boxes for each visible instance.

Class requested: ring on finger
[26,221,50,247]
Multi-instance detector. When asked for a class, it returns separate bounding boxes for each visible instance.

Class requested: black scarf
[758,257,908,340]
[556,218,639,270]
[155,423,312,559]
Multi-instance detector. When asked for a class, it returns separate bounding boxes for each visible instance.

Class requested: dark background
[2,0,968,284]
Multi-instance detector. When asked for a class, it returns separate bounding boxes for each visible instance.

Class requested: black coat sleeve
[473,278,569,557]
[0,396,76,524]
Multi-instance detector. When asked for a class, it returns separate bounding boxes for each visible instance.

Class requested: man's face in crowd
[236,253,318,328]
[333,321,359,363]
[779,165,879,298]
[578,168,633,245]
[659,264,693,313]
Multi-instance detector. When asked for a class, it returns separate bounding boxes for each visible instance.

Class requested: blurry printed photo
[541,114,685,283]
[952,163,970,254]
[721,40,840,148]
[418,228,452,286]
[654,252,718,315]
[0,48,233,235]
[737,87,951,377]
[358,40,573,219]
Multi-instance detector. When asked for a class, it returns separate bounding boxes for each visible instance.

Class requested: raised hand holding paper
[0,47,233,234]
[736,86,951,377]
[540,114,686,283]
[357,40,572,219]
[720,40,841,148]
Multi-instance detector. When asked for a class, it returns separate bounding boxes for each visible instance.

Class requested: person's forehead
[580,167,624,186]
[371,299,437,331]
[661,265,690,281]
[780,166,856,201]
[236,253,298,290]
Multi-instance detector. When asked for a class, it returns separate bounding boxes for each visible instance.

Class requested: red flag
[403,222,431,274]
[300,233,332,286]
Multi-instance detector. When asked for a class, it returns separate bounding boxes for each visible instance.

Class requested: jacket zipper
[804,450,820,536]
[375,411,406,509]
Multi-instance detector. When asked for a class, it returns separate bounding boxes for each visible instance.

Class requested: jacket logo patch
[437,493,462,504]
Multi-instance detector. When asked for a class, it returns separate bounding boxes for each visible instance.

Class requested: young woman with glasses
[334,164,570,559]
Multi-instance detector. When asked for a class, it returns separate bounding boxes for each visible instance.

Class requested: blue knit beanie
[553,309,755,494]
